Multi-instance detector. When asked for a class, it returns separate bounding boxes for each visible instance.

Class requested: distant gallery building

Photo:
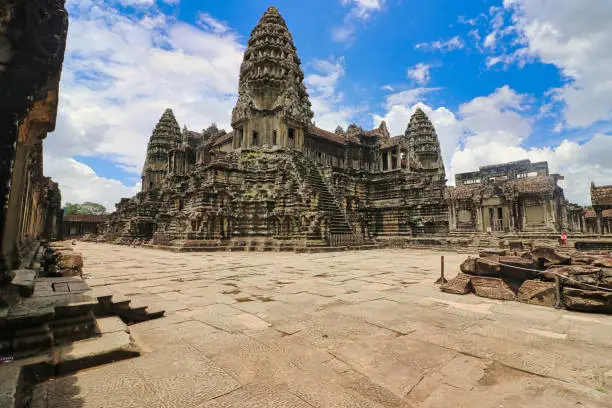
[104,7,602,248]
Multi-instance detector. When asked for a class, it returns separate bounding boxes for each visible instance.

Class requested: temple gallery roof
[64,214,106,223]
[591,183,612,206]
[585,209,612,218]
[447,175,558,200]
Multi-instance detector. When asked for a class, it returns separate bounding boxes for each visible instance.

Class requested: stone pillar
[396,146,400,170]
[476,206,483,232]
[595,209,603,234]
[386,151,392,172]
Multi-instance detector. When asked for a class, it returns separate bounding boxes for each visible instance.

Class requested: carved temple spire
[231,6,313,127]
[141,108,182,192]
[406,107,445,176]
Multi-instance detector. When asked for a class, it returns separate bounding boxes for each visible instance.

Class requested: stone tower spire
[406,107,445,176]
[231,6,313,150]
[141,108,181,192]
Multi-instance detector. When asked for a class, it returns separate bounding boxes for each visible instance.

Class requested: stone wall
[0,0,68,285]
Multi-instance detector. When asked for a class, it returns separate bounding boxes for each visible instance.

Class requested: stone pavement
[33,242,612,407]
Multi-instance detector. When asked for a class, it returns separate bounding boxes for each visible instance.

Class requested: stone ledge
[11,270,37,297]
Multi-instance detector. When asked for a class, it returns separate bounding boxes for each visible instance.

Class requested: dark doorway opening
[252,131,259,146]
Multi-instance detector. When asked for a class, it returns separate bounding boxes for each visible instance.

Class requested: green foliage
[63,202,107,215]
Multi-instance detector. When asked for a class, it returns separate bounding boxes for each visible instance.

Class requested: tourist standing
[560,231,567,247]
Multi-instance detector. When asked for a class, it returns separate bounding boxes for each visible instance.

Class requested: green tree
[80,202,107,215]
[63,202,107,215]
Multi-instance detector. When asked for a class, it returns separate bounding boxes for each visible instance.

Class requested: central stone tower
[231,6,314,151]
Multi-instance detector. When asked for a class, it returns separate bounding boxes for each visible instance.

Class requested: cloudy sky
[45,0,612,210]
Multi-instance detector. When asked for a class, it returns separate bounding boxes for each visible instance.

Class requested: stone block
[517,280,556,307]
[479,248,506,258]
[54,301,97,318]
[563,288,612,314]
[541,265,603,290]
[459,257,476,274]
[474,257,501,276]
[11,269,37,297]
[593,257,612,268]
[531,246,571,266]
[58,252,83,269]
[471,276,516,301]
[12,331,53,351]
[440,274,472,295]
[499,256,538,280]
[6,308,55,331]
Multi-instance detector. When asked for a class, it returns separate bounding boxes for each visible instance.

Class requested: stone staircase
[291,151,361,245]
[93,292,165,324]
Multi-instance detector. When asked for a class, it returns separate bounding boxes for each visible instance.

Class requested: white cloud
[340,0,384,19]
[197,12,229,34]
[407,63,432,85]
[492,0,612,128]
[415,36,465,52]
[44,153,140,212]
[305,57,364,130]
[372,85,612,204]
[332,0,385,43]
[46,1,244,207]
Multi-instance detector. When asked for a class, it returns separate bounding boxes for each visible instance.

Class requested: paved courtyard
[39,243,612,407]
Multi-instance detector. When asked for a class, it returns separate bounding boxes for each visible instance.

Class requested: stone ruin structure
[589,183,612,234]
[104,7,449,249]
[1,0,67,292]
[102,6,609,252]
[446,160,575,233]
[442,247,612,314]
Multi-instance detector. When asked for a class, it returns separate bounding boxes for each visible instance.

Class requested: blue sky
[43,0,612,209]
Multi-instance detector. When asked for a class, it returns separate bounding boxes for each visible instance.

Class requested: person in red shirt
[561,231,567,247]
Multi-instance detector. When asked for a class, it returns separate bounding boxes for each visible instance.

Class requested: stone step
[50,312,97,343]
[53,331,140,375]
[96,316,128,335]
[53,301,97,319]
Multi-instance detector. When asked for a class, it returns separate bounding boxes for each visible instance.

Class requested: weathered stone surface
[56,331,140,374]
[459,257,476,274]
[0,364,20,408]
[11,269,37,297]
[499,256,538,280]
[471,276,516,301]
[593,257,612,268]
[474,257,501,276]
[531,246,571,266]
[517,280,555,307]
[564,288,612,314]
[542,265,605,291]
[440,273,472,295]
[0,0,68,286]
[479,249,506,258]
[58,252,83,269]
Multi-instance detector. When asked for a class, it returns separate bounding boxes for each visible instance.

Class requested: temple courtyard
[34,243,612,407]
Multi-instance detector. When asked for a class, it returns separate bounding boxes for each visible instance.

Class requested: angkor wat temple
[104,7,448,248]
[104,6,598,250]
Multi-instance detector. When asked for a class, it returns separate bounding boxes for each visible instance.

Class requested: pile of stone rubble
[41,242,84,278]
[441,246,612,314]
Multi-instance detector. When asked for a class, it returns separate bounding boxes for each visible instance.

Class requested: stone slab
[517,280,556,307]
[56,331,140,374]
[471,276,516,301]
[96,316,129,334]
[11,269,37,297]
[440,273,472,295]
